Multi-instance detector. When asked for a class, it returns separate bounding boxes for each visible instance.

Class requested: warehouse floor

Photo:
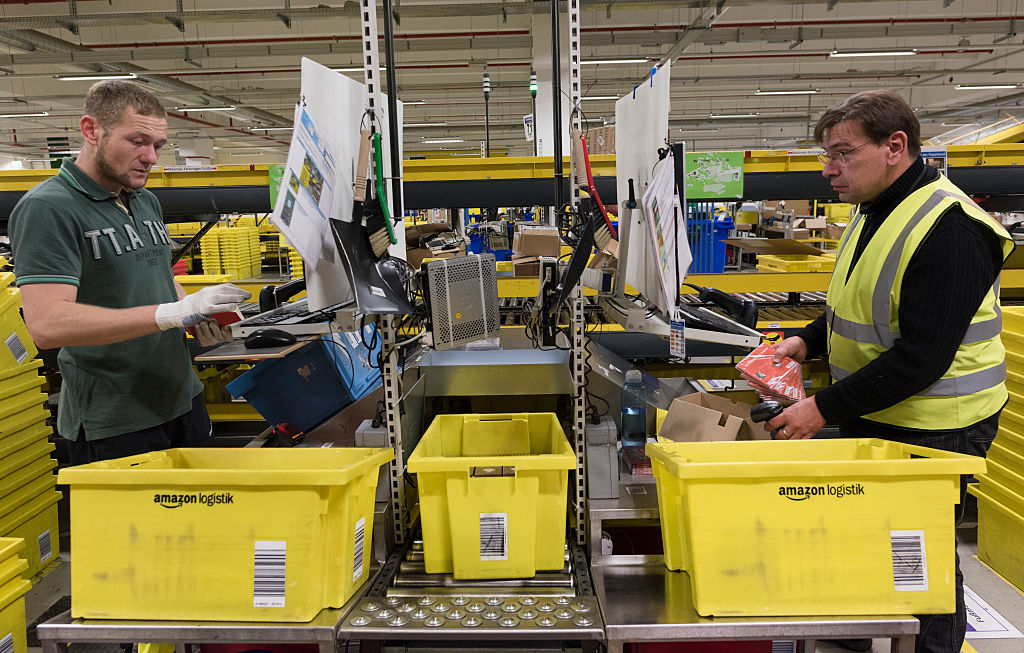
[21,530,1024,653]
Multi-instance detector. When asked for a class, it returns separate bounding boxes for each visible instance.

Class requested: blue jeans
[838,411,1000,653]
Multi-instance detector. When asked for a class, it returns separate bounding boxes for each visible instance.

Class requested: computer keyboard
[237,299,321,327]
[675,303,752,335]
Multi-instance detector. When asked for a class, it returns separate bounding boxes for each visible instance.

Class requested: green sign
[268,164,286,208]
[684,151,744,199]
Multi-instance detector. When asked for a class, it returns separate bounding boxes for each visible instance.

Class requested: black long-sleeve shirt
[798,157,1007,437]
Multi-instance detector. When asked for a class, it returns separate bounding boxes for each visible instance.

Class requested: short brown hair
[814,90,921,158]
[84,80,166,129]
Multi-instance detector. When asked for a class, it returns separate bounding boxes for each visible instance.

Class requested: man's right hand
[154,283,251,330]
[771,336,809,364]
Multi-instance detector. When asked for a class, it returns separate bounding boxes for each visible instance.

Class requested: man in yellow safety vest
[769,90,1013,653]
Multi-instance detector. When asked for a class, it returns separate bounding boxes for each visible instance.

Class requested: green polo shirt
[9,157,202,441]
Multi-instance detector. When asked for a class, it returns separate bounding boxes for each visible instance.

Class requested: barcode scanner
[751,401,785,439]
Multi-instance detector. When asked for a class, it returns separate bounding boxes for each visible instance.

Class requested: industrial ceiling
[0,0,1022,165]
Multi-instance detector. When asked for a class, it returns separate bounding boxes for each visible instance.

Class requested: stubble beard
[95,135,147,191]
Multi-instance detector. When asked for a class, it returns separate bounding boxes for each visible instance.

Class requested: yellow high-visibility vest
[826,173,1014,429]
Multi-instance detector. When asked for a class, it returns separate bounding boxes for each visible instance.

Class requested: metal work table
[592,556,919,653]
[36,577,369,653]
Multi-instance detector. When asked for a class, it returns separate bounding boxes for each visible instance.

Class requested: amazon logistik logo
[153,492,235,509]
[778,483,865,501]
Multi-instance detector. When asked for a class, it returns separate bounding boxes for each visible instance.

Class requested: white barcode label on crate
[4,333,27,364]
[38,529,52,563]
[891,530,928,592]
[253,540,286,607]
[352,517,366,582]
[480,512,508,561]
[771,640,797,653]
[0,632,13,653]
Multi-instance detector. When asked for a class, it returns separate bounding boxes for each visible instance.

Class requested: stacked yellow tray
[969,306,1024,591]
[0,538,31,653]
[0,275,60,583]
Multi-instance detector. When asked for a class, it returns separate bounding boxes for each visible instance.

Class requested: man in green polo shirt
[9,80,250,464]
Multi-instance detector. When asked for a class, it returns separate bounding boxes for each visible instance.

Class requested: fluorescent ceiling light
[0,112,49,118]
[678,128,721,133]
[403,100,428,105]
[755,89,818,95]
[829,49,916,58]
[261,127,294,131]
[581,59,649,65]
[582,96,620,101]
[179,106,238,113]
[48,150,80,155]
[955,84,1017,90]
[710,113,759,119]
[405,122,448,127]
[422,138,465,144]
[55,72,137,81]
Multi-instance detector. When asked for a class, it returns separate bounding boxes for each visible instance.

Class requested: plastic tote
[58,447,394,622]
[227,327,382,433]
[646,438,985,617]
[407,413,575,579]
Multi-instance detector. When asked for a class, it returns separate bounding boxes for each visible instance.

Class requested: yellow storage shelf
[646,438,984,617]
[59,447,393,622]
[407,413,575,580]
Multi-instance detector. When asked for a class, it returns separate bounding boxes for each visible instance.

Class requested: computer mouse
[244,328,297,349]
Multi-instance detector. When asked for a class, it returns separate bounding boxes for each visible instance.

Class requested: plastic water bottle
[620,369,647,446]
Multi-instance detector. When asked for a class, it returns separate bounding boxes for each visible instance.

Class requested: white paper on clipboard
[640,150,690,315]
[270,103,338,263]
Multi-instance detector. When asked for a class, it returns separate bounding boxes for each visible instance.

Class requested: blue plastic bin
[687,203,731,274]
[226,324,383,432]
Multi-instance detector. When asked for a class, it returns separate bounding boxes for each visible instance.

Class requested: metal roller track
[339,541,604,642]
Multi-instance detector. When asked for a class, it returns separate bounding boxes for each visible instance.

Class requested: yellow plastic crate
[986,443,1024,493]
[407,413,575,580]
[58,447,393,622]
[970,485,1024,592]
[646,438,984,617]
[0,460,55,511]
[0,360,43,395]
[0,553,27,589]
[0,538,28,589]
[0,422,50,461]
[0,491,59,580]
[0,400,47,439]
[0,574,30,653]
[0,291,36,370]
[756,254,836,273]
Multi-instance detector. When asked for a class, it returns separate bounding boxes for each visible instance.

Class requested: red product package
[185,310,242,337]
[735,342,806,403]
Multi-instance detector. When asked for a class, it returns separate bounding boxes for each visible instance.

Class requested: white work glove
[154,283,251,330]
[193,317,234,347]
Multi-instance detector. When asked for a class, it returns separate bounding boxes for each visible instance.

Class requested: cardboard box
[658,393,769,442]
[825,223,847,240]
[795,217,827,230]
[764,226,810,240]
[782,199,812,216]
[513,225,560,257]
[587,125,615,155]
[406,243,465,269]
[512,256,540,277]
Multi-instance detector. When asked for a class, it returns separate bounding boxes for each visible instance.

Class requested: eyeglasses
[817,140,872,165]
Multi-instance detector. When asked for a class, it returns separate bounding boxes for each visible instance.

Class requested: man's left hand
[193,318,233,347]
[766,397,825,440]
